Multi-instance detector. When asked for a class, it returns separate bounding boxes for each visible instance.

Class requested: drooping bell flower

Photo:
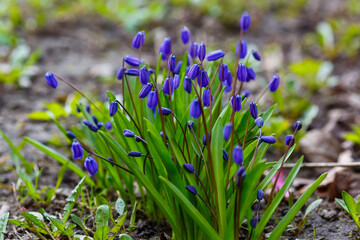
[223,123,232,141]
[168,54,176,72]
[174,74,180,89]
[89,125,98,132]
[116,67,125,80]
[125,68,140,76]
[174,61,182,74]
[198,43,206,61]
[223,149,229,161]
[236,40,247,59]
[206,49,225,61]
[187,120,194,129]
[67,131,76,139]
[82,120,92,127]
[124,55,142,67]
[255,117,264,128]
[294,120,302,131]
[257,190,264,200]
[128,151,142,157]
[159,44,167,60]
[162,77,174,95]
[260,136,277,144]
[71,140,83,160]
[183,163,195,173]
[183,76,192,93]
[45,72,58,89]
[92,116,98,125]
[132,31,145,49]
[84,156,98,176]
[285,134,295,147]
[202,133,211,145]
[186,185,198,195]
[247,67,256,82]
[109,101,118,117]
[250,218,258,228]
[189,41,198,59]
[163,37,171,56]
[181,26,191,44]
[187,64,200,80]
[97,122,103,129]
[190,99,201,118]
[198,70,209,88]
[237,63,247,82]
[123,129,135,138]
[233,145,243,165]
[250,101,258,119]
[139,66,149,85]
[147,91,158,110]
[202,89,213,107]
[252,50,261,61]
[225,71,233,93]
[241,89,250,99]
[231,94,242,112]
[269,74,280,92]
[139,83,153,99]
[219,63,228,82]
[240,12,251,32]
[85,104,91,113]
[105,122,112,130]
[236,166,245,177]
[159,107,172,116]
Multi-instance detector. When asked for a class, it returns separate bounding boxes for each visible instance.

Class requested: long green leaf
[0,212,9,240]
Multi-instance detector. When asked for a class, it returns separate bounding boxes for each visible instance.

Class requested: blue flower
[237,63,247,82]
[223,123,232,141]
[82,120,92,127]
[231,94,242,112]
[202,133,211,145]
[225,71,233,93]
[183,163,195,173]
[67,131,76,139]
[159,107,172,116]
[219,63,229,82]
[116,67,125,80]
[139,66,149,85]
[185,185,198,195]
[124,55,142,67]
[189,41,198,59]
[247,67,256,82]
[45,72,58,89]
[147,91,158,110]
[197,70,209,88]
[187,120,194,129]
[109,101,118,117]
[202,89,213,107]
[252,50,261,61]
[71,140,83,159]
[139,83,153,99]
[128,151,142,157]
[123,129,135,138]
[198,43,206,61]
[240,12,251,32]
[162,78,174,95]
[294,120,302,131]
[257,190,264,200]
[187,64,200,80]
[206,49,225,61]
[84,156,98,176]
[241,89,250,99]
[285,134,294,147]
[181,26,191,44]
[174,61,182,74]
[255,117,264,128]
[132,31,145,49]
[183,76,192,94]
[233,145,243,165]
[105,122,112,130]
[223,149,229,161]
[250,101,258,119]
[163,37,171,56]
[125,68,140,76]
[190,99,201,118]
[174,74,180,89]
[269,74,280,92]
[168,54,176,72]
[260,136,277,144]
[250,218,258,228]
[236,40,247,59]
[85,104,91,113]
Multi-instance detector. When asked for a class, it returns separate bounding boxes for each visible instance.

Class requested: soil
[1,0,360,239]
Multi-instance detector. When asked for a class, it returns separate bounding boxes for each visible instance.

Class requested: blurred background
[1,0,360,196]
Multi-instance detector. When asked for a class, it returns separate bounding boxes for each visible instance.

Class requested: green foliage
[344,126,360,145]
[336,191,360,230]
[0,212,9,240]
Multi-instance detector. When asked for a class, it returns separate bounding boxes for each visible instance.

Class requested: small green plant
[336,191,360,230]
[344,125,360,145]
[0,212,9,240]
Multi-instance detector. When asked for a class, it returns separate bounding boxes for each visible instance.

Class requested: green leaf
[115,198,126,216]
[63,177,86,222]
[21,212,46,231]
[342,191,360,229]
[94,225,110,240]
[128,202,137,231]
[46,216,74,236]
[71,214,88,235]
[336,198,350,214]
[268,173,327,239]
[0,212,9,240]
[27,111,52,121]
[95,205,110,229]
[119,234,134,240]
[111,212,127,234]
[159,176,221,240]
[304,199,323,218]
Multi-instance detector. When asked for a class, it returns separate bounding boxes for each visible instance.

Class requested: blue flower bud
[139,83,153,99]
[88,125,98,132]
[67,131,76,139]
[294,120,302,131]
[82,120,92,127]
[45,72,58,89]
[252,50,261,61]
[189,42,198,59]
[257,190,264,200]
[237,63,247,82]
[247,67,256,82]
[116,67,125,80]
[125,68,140,76]
[160,131,168,139]
[159,107,172,116]
[174,61,182,74]
[250,218,258,228]
[190,99,201,118]
[168,54,176,72]
[185,185,198,195]
[148,68,155,74]
[92,116,98,124]
[187,64,200,80]
[132,31,145,49]
[223,148,229,161]
[223,123,232,141]
[198,70,209,88]
[285,134,294,147]
[128,151,142,157]
[198,43,206,61]
[269,74,280,92]
[236,40,247,59]
[109,101,118,117]
[108,157,114,167]
[162,77,174,95]
[86,104,91,113]
[174,74,180,89]
[240,12,251,32]
[206,49,225,61]
[219,63,229,82]
[233,145,243,165]
[159,44,167,60]
[139,66,149,85]
[123,129,135,138]
[236,166,245,177]
[76,104,82,113]
[225,71,233,93]
[135,136,145,143]
[260,136,277,144]
[187,120,194,129]
[124,55,142,67]
[84,156,98,176]
[97,122,103,129]
[250,101,258,119]
[255,117,264,128]
[181,26,191,44]
[241,89,250,99]
[183,163,195,173]
[71,140,83,160]
[163,37,171,56]
[231,94,242,112]
[105,121,112,130]
[202,133,210,145]
[184,76,192,94]
[147,91,158,110]
[202,89,213,107]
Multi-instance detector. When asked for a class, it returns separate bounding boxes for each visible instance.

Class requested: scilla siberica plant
[42,11,327,240]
